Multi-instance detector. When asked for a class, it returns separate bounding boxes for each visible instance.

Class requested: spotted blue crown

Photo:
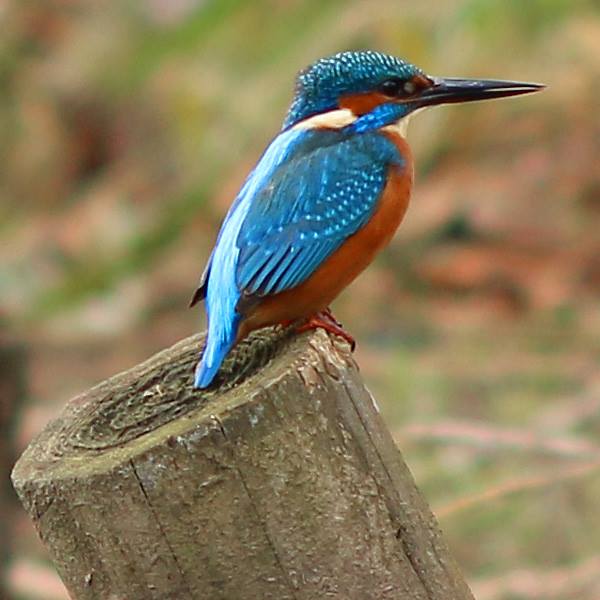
[283,51,422,129]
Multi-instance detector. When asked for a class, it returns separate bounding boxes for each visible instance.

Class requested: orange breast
[237,130,413,340]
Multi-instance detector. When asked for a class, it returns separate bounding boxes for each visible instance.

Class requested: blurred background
[1,0,599,598]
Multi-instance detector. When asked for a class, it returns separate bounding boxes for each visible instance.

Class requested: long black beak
[415,77,545,107]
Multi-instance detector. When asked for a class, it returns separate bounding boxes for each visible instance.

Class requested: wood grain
[12,329,474,600]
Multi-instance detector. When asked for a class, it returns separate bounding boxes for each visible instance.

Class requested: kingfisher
[190,50,543,388]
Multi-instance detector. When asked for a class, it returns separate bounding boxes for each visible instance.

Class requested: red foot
[295,309,356,351]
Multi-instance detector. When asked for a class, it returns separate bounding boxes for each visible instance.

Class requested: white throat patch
[383,112,414,138]
[294,106,424,136]
[293,109,356,131]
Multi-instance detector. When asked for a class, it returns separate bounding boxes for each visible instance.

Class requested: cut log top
[14,327,297,480]
[12,328,474,600]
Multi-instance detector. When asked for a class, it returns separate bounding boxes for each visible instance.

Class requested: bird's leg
[296,310,356,351]
[280,308,338,329]
[321,306,343,327]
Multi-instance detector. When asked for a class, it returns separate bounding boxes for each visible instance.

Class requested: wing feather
[235,129,400,302]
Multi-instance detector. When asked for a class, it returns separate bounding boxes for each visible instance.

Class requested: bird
[190,50,543,389]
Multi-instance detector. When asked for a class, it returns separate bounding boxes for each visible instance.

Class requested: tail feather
[194,315,240,389]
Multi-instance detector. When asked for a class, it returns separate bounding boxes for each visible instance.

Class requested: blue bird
[190,50,543,388]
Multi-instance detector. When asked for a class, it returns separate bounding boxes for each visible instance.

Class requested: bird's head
[283,50,543,130]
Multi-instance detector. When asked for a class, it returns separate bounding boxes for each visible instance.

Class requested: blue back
[195,127,305,387]
[195,122,404,388]
[236,128,402,298]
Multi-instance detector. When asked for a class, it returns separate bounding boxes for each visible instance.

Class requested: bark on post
[11,328,474,600]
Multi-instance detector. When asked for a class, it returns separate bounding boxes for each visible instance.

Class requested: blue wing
[235,128,402,301]
[195,126,305,387]
[194,125,402,388]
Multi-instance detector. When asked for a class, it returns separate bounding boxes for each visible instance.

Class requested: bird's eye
[379,79,403,97]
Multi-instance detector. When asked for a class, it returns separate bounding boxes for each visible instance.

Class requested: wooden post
[12,328,474,600]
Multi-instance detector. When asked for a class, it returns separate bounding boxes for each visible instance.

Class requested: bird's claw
[296,310,356,351]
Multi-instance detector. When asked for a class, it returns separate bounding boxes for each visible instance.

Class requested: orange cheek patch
[339,92,391,115]
[411,74,434,91]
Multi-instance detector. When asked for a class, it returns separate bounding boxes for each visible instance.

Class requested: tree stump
[11,328,474,600]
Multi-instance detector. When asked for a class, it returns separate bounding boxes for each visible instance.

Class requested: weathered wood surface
[12,328,474,600]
